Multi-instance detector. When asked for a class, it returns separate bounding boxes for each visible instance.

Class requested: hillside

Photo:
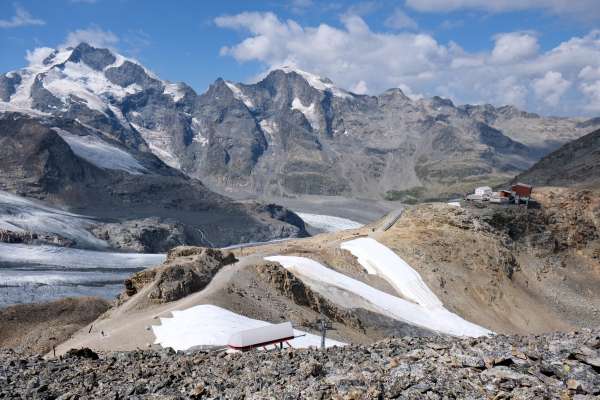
[514,128,600,187]
[1,43,598,201]
[51,188,600,356]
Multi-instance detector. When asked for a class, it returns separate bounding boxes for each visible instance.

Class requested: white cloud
[62,27,119,49]
[580,80,600,112]
[351,80,368,94]
[491,32,539,64]
[579,65,600,81]
[25,47,54,66]
[405,0,600,20]
[0,4,45,28]
[398,83,424,100]
[532,71,571,107]
[384,8,418,30]
[578,66,600,112]
[215,12,600,116]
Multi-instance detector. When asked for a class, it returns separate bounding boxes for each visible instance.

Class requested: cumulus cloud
[532,71,571,107]
[62,27,119,49]
[0,4,45,28]
[25,47,54,66]
[351,80,369,94]
[384,8,418,30]
[491,32,539,64]
[215,11,600,116]
[404,0,600,20]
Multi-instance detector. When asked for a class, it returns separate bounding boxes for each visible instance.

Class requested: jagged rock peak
[265,65,353,98]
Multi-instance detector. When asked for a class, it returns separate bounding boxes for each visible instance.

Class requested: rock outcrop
[121,247,237,304]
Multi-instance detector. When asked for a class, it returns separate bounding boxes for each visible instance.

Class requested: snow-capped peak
[2,42,158,115]
[274,65,352,99]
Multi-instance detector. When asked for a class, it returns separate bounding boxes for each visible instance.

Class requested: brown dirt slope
[0,297,110,354]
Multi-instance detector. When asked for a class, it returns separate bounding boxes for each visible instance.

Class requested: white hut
[474,186,493,197]
[228,322,295,351]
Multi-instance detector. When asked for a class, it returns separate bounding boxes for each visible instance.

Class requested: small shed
[511,183,533,199]
[474,186,493,197]
[228,322,295,351]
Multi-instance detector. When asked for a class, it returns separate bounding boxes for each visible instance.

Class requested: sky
[1,0,599,117]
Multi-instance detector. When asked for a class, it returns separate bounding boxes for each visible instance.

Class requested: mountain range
[2,42,598,205]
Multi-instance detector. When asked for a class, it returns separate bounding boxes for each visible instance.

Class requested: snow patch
[152,304,345,351]
[259,119,278,141]
[52,128,147,174]
[291,97,320,130]
[266,255,491,337]
[191,117,208,146]
[42,61,142,115]
[340,237,442,308]
[224,81,255,109]
[296,213,363,233]
[9,48,73,109]
[447,202,461,207]
[163,82,186,103]
[130,122,181,169]
[278,66,352,98]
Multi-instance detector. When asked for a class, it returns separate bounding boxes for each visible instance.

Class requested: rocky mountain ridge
[2,42,598,201]
[0,112,308,250]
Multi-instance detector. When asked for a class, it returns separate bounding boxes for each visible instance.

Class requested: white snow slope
[296,212,363,233]
[341,237,442,308]
[291,97,320,130]
[52,128,147,174]
[266,254,491,337]
[0,191,106,248]
[152,304,345,351]
[224,81,255,109]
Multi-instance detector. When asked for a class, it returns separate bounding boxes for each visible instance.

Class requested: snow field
[291,97,320,130]
[340,237,443,309]
[266,253,492,337]
[152,304,345,351]
[296,212,363,232]
[53,128,147,174]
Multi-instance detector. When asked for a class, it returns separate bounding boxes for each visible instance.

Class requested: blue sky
[1,0,600,116]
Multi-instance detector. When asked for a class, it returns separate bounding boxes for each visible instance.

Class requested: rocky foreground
[1,331,599,399]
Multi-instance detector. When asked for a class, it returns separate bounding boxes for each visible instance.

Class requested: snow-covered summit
[272,65,353,98]
[0,42,164,116]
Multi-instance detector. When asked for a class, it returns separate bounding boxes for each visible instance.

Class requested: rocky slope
[0,112,308,249]
[1,43,597,201]
[514,128,600,187]
[2,330,599,398]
